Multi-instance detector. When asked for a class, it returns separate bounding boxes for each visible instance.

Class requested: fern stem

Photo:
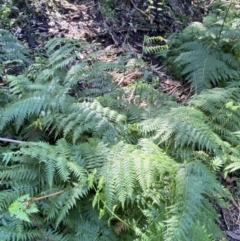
[217,0,234,42]
[0,137,23,144]
[101,200,134,232]
[93,225,109,241]
[30,213,54,241]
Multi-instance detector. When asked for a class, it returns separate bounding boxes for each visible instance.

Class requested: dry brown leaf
[114,221,128,235]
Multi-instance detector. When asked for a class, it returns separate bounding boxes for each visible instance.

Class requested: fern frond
[189,88,240,131]
[54,100,127,143]
[144,35,166,44]
[139,106,226,155]
[183,22,207,35]
[157,2,240,92]
[55,187,89,226]
[143,35,168,55]
[0,75,72,133]
[1,96,47,131]
[0,29,30,69]
[165,161,229,241]
[94,140,176,210]
[175,48,239,92]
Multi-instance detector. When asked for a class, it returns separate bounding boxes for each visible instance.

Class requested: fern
[45,38,123,97]
[0,29,30,77]
[1,136,229,240]
[0,30,235,240]
[175,46,240,92]
[138,86,240,176]
[145,1,240,93]
[143,35,168,55]
[165,161,228,241]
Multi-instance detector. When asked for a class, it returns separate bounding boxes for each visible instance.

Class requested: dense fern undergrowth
[1,1,240,240]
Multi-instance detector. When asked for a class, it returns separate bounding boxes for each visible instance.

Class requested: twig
[129,0,149,18]
[32,190,64,202]
[0,137,23,144]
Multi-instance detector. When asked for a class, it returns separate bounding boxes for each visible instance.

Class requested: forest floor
[5,0,240,240]
[9,0,205,102]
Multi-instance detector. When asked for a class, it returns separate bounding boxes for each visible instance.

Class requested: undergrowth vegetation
[145,0,240,93]
[1,0,240,240]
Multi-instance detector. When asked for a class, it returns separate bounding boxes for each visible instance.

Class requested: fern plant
[144,0,240,93]
[0,138,230,241]
[0,33,234,241]
[143,35,168,55]
[0,29,30,77]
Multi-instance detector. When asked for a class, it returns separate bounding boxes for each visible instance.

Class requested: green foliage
[165,161,226,241]
[143,35,168,55]
[138,86,240,171]
[0,0,18,28]
[144,1,240,93]
[0,30,236,241]
[0,29,30,77]
[96,0,118,21]
[9,194,39,222]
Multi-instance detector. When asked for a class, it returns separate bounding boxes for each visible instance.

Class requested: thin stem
[0,137,23,144]
[217,0,234,42]
[31,213,54,241]
[32,190,64,202]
